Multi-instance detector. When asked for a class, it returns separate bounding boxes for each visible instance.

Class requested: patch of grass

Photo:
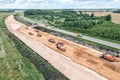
[0,13,45,80]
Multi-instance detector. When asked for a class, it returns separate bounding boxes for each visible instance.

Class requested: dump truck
[56,42,66,51]
[99,52,114,61]
[48,38,55,43]
[76,33,82,37]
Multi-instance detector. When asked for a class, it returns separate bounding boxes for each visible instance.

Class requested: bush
[105,14,111,21]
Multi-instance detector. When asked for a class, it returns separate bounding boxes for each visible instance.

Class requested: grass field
[0,13,45,80]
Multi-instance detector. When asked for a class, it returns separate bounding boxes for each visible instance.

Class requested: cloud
[60,0,73,3]
[27,0,47,3]
[0,0,120,9]
[113,0,120,2]
[0,0,15,3]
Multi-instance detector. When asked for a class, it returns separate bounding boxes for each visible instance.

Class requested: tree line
[24,9,120,41]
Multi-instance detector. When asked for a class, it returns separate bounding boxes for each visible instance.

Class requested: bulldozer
[37,33,42,37]
[48,38,55,43]
[29,32,33,35]
[56,42,66,51]
[99,52,114,61]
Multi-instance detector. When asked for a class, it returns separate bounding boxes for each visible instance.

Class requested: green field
[0,13,45,80]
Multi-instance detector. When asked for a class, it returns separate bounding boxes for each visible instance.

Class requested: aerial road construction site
[5,15,120,80]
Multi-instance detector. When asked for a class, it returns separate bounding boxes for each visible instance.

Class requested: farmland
[84,12,120,24]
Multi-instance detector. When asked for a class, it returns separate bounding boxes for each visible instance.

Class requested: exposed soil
[34,27,119,57]
[18,26,120,80]
[5,15,120,80]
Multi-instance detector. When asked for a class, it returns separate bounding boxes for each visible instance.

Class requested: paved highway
[20,15,120,49]
[39,24,120,49]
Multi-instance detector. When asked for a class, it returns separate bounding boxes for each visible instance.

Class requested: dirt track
[5,15,120,80]
[83,12,120,24]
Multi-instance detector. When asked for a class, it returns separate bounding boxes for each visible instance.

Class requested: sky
[0,0,120,9]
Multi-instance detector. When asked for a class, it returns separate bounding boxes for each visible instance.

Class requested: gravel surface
[34,27,120,57]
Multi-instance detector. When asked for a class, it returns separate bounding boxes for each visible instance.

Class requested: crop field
[0,13,44,80]
[84,12,120,24]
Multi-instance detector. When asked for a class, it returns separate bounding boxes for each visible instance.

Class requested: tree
[51,14,54,22]
[105,14,111,21]
[90,13,94,18]
[113,9,120,13]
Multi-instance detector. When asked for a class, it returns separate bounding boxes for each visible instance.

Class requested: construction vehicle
[35,29,39,32]
[56,42,66,51]
[29,32,33,35]
[34,23,38,25]
[48,38,55,43]
[76,33,82,37]
[25,27,29,30]
[37,33,42,37]
[99,52,114,61]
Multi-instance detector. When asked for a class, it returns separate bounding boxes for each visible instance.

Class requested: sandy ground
[83,12,120,24]
[5,15,120,80]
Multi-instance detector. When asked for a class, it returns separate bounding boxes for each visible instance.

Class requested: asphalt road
[20,15,120,49]
[39,24,120,49]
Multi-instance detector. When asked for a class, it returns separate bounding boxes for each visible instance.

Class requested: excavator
[99,52,114,61]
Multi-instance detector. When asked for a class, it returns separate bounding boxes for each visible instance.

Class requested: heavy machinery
[37,33,42,37]
[25,27,29,30]
[29,32,33,35]
[48,38,55,43]
[35,29,39,32]
[34,23,38,25]
[76,33,82,37]
[56,42,66,51]
[99,52,114,61]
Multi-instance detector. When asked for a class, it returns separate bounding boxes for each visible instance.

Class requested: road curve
[5,15,107,80]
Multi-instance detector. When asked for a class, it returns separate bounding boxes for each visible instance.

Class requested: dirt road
[5,15,120,80]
